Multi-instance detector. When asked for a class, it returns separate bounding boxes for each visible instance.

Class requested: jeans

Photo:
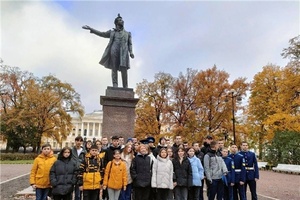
[174,186,188,200]
[74,185,82,200]
[119,183,132,200]
[209,179,224,200]
[36,188,50,200]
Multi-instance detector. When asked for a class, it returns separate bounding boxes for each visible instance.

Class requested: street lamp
[225,89,242,144]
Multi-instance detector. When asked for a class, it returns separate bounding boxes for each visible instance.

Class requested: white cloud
[2,1,115,113]
[2,1,299,113]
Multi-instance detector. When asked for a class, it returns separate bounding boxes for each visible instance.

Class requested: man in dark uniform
[221,147,235,200]
[228,144,246,200]
[240,141,259,200]
[83,14,134,88]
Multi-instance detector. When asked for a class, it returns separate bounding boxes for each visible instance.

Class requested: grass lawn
[0,160,33,164]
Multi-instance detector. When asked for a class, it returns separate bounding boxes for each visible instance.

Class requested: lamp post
[225,89,242,144]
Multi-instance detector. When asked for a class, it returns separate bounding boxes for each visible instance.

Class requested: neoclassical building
[43,110,103,149]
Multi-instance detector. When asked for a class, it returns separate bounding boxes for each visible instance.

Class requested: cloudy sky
[2,0,299,113]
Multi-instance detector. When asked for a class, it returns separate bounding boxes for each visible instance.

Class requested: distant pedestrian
[50,147,77,200]
[30,144,57,200]
[240,141,259,200]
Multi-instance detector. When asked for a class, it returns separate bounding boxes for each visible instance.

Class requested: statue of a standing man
[83,14,134,88]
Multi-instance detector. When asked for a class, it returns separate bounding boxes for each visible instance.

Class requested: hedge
[0,153,38,161]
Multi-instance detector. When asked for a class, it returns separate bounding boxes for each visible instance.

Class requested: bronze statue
[83,14,134,88]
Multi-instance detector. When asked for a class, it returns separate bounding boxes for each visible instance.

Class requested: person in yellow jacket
[77,144,103,200]
[103,149,127,200]
[30,144,57,200]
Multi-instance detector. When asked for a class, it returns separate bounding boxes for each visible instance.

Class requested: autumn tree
[0,65,84,152]
[167,68,199,140]
[135,72,174,139]
[193,66,249,144]
[0,65,38,152]
[135,66,249,144]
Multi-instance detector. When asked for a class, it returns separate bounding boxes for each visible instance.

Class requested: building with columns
[43,110,103,149]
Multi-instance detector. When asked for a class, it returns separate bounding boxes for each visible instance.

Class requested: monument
[83,14,139,140]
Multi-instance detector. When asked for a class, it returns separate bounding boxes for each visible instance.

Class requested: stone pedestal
[100,87,139,140]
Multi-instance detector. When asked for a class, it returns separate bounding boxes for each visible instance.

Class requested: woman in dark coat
[50,147,77,200]
[172,147,193,200]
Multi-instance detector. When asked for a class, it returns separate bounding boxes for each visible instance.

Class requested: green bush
[0,153,38,161]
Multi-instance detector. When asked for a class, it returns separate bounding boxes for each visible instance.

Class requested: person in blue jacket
[228,144,246,200]
[221,147,235,200]
[240,141,259,200]
[187,147,204,200]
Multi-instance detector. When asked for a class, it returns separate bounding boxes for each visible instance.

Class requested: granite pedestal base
[100,87,139,140]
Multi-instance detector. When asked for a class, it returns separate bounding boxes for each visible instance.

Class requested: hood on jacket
[157,155,169,162]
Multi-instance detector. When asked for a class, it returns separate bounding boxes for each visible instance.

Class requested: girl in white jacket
[151,148,174,200]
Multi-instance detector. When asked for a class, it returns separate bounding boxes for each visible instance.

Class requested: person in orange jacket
[103,149,127,200]
[30,144,57,200]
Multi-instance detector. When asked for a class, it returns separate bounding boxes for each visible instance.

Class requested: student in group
[221,147,235,200]
[103,149,127,200]
[228,144,246,200]
[130,144,153,200]
[119,144,135,200]
[151,148,174,200]
[240,141,259,200]
[192,142,205,200]
[85,140,93,152]
[204,141,228,200]
[187,147,204,200]
[71,136,86,200]
[77,144,103,200]
[95,139,106,200]
[50,147,77,200]
[30,144,57,200]
[167,147,174,160]
[172,147,192,200]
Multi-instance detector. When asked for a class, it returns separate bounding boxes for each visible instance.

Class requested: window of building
[65,142,69,147]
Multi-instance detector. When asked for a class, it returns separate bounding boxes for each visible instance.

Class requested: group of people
[29,135,259,200]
